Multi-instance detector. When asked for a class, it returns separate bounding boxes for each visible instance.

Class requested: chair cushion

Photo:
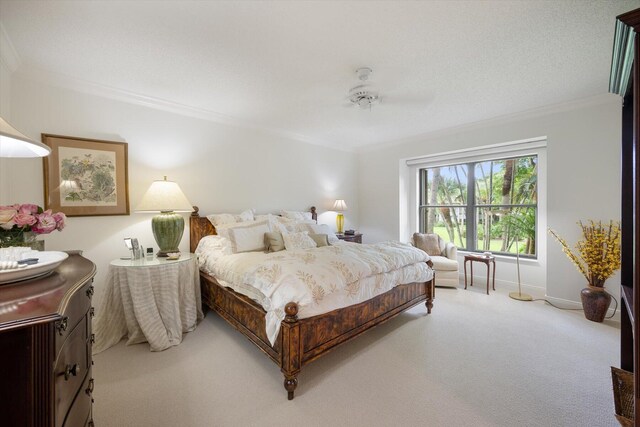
[413,233,443,256]
[430,255,459,272]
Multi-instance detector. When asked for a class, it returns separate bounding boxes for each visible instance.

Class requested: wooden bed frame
[189,206,435,399]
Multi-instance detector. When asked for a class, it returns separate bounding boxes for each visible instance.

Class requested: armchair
[412,233,460,288]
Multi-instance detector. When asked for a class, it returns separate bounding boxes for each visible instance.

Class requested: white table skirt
[93,256,203,353]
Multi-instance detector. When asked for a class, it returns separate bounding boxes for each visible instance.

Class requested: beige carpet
[93,286,620,427]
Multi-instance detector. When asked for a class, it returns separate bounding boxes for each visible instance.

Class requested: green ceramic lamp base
[152,211,185,257]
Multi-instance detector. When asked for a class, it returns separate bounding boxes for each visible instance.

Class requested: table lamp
[0,116,51,157]
[333,199,348,234]
[136,176,192,257]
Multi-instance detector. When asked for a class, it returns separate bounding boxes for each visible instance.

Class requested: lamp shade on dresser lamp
[333,199,348,234]
[136,176,192,256]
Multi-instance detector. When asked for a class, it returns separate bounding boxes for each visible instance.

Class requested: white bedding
[196,239,433,345]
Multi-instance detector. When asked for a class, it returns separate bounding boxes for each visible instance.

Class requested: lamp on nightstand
[136,176,192,257]
[333,199,347,234]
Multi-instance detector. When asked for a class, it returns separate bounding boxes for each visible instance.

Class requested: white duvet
[197,239,433,345]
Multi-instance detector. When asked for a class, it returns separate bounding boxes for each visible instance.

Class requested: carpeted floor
[93,286,620,427]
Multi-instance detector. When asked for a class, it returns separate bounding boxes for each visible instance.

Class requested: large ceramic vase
[580,286,612,322]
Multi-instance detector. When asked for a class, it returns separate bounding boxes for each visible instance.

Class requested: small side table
[336,233,363,243]
[464,254,496,295]
[93,253,203,353]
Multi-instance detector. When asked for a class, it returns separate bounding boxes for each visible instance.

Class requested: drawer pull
[64,363,80,380]
[86,378,95,395]
[89,420,94,427]
[86,285,94,298]
[90,333,95,344]
[90,307,95,317]
[56,317,68,335]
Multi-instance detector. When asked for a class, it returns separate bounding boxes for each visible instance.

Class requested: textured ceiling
[0,0,638,150]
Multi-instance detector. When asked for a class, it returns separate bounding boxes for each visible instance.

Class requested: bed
[189,206,435,399]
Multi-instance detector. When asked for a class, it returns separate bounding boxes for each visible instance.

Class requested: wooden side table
[464,254,496,295]
[336,233,362,243]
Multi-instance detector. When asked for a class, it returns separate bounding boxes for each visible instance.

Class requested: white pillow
[303,223,339,244]
[235,209,255,222]
[282,231,318,251]
[281,210,313,221]
[207,209,255,228]
[207,213,237,227]
[224,220,271,253]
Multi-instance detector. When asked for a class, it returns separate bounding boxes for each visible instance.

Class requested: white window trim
[399,136,547,266]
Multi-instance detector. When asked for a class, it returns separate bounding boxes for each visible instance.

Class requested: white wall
[357,95,621,305]
[2,73,359,308]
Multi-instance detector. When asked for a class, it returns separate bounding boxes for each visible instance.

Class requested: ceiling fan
[347,67,380,110]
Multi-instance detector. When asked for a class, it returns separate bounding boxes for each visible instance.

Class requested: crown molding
[358,92,621,153]
[0,22,20,73]
[14,65,354,152]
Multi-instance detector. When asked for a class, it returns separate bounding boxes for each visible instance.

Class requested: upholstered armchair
[412,233,460,288]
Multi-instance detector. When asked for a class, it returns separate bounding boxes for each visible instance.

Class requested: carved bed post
[426,260,434,314]
[281,302,301,400]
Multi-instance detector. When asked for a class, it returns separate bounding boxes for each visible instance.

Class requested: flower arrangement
[548,220,621,288]
[0,204,66,247]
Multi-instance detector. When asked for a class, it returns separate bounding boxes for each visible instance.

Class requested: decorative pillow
[207,213,237,228]
[303,223,339,244]
[235,209,255,222]
[224,220,271,253]
[282,231,317,251]
[308,233,329,247]
[264,231,285,252]
[281,210,313,221]
[413,233,442,256]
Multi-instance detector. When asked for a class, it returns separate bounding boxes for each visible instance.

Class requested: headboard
[189,206,317,253]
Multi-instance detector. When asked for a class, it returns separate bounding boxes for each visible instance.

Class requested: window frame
[418,155,538,258]
[404,137,546,261]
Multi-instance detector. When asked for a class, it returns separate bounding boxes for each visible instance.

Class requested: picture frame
[42,134,130,217]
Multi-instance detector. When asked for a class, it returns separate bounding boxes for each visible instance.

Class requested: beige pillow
[413,233,442,256]
[225,220,271,253]
[282,231,318,250]
[309,233,329,247]
[264,231,285,252]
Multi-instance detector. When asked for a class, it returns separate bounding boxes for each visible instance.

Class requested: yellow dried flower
[548,220,620,288]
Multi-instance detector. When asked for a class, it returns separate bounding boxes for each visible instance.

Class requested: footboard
[200,269,434,400]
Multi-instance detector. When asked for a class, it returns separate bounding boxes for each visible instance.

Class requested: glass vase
[0,230,44,250]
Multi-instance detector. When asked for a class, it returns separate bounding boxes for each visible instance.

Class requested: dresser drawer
[55,317,90,427]
[63,369,93,427]
[55,280,93,355]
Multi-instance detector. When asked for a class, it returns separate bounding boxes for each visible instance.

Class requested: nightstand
[93,253,203,352]
[336,233,363,243]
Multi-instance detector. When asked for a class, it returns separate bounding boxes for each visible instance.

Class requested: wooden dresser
[0,251,97,426]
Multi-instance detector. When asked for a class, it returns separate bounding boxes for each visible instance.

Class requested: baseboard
[544,295,620,322]
[458,274,620,321]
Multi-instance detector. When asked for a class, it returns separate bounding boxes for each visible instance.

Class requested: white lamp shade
[0,117,51,157]
[136,177,192,212]
[333,199,348,211]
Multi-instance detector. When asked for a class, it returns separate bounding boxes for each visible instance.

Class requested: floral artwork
[42,134,129,216]
[58,147,117,206]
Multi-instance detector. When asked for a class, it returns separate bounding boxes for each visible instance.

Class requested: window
[419,155,537,257]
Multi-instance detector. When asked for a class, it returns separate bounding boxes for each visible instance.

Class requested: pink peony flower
[32,210,57,234]
[18,204,39,215]
[13,212,37,227]
[52,212,66,231]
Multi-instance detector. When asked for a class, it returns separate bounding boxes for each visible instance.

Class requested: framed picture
[42,134,130,216]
